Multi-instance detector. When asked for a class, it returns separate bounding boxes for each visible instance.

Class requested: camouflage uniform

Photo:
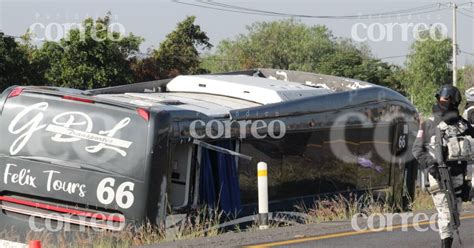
[413,114,471,240]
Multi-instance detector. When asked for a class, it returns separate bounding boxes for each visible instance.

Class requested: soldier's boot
[441,237,453,248]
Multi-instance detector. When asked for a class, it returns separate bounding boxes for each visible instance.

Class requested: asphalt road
[141,205,474,248]
[250,214,474,248]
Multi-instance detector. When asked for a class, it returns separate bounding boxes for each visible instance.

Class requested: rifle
[434,127,462,246]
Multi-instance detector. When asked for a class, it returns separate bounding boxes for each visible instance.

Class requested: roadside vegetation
[0,188,454,248]
[2,14,473,113]
[295,192,393,224]
[410,188,435,211]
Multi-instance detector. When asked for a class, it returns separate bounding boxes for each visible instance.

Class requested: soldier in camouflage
[412,85,473,248]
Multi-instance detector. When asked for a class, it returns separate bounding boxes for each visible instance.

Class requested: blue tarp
[199,141,241,215]
[199,147,216,207]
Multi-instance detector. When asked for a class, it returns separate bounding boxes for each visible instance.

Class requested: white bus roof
[95,74,333,117]
[166,75,332,105]
[96,92,261,117]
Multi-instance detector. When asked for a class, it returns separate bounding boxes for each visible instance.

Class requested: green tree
[153,16,212,78]
[403,29,452,115]
[203,19,402,91]
[20,33,60,86]
[131,16,212,81]
[36,14,143,89]
[0,33,31,91]
[202,19,334,72]
[130,56,162,82]
[317,39,401,90]
[460,65,474,90]
[455,65,474,111]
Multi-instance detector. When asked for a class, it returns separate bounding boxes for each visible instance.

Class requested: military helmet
[436,84,462,107]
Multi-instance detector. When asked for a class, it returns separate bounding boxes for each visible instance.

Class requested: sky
[1,0,473,66]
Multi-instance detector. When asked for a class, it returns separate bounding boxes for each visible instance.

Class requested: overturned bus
[0,69,419,234]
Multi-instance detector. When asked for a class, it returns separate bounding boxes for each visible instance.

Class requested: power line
[0,33,22,39]
[458,9,474,18]
[201,1,441,19]
[458,1,474,7]
[172,0,282,17]
[458,2,474,11]
[460,6,474,13]
[461,50,474,56]
[206,0,437,17]
[135,52,245,62]
[1,32,49,44]
[174,0,446,19]
[379,55,408,59]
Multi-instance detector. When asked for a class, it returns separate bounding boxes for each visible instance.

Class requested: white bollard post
[257,161,269,230]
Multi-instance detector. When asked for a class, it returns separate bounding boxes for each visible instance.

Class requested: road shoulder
[138,203,474,248]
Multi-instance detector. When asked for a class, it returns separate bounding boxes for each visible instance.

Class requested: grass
[295,191,394,224]
[0,206,224,248]
[164,205,223,240]
[410,187,473,211]
[2,188,467,247]
[409,188,435,211]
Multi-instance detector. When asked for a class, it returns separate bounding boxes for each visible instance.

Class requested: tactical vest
[437,120,474,162]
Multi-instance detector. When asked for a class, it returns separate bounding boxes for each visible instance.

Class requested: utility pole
[452,2,458,86]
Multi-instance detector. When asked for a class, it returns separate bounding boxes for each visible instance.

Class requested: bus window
[319,128,359,194]
[356,125,393,189]
[168,143,193,208]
